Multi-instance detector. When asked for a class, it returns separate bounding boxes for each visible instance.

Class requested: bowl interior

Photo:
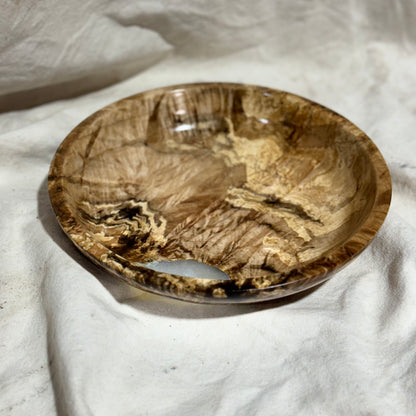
[57,84,378,284]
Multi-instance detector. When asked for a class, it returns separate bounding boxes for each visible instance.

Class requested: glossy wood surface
[49,83,391,303]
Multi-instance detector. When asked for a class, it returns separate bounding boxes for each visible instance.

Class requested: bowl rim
[48,82,392,304]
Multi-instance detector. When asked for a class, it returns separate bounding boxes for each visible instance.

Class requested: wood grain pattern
[48,83,391,303]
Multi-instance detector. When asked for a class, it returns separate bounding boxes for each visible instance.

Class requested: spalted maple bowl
[49,83,391,303]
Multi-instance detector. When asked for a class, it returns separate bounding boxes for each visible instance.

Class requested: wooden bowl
[49,83,391,303]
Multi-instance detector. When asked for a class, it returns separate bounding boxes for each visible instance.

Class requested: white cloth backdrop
[1,1,416,415]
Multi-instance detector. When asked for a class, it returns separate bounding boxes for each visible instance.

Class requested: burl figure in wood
[49,83,391,303]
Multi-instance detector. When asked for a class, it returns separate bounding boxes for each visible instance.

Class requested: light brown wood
[49,83,391,303]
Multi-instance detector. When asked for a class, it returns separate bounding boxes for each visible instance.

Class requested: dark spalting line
[80,125,101,186]
[256,261,281,274]
[78,202,149,223]
[262,196,323,224]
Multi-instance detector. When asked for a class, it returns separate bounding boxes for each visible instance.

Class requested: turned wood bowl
[48,83,391,303]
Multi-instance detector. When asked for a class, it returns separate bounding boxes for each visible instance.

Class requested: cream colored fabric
[1,1,416,415]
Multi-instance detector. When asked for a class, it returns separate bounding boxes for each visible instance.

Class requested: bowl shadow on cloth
[37,176,326,319]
